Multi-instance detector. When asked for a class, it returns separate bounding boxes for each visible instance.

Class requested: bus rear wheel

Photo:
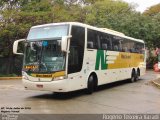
[130,70,136,83]
[136,69,140,81]
[87,75,95,94]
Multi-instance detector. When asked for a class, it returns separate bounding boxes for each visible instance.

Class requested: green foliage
[146,56,158,69]
[21,0,52,12]
[143,5,160,48]
[0,73,17,77]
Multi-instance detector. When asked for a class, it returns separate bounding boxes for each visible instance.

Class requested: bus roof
[31,22,144,43]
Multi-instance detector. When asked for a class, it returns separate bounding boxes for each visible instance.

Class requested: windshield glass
[24,40,66,73]
[27,25,69,41]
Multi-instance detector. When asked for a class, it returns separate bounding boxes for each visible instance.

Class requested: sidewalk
[0,77,22,80]
[152,78,160,88]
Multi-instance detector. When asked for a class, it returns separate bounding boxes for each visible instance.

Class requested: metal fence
[0,56,23,76]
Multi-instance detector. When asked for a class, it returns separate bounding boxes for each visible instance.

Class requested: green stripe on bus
[95,50,108,70]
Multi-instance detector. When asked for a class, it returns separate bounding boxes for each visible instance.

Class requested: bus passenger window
[87,42,94,49]
[87,29,99,49]
[135,43,145,54]
[102,44,108,50]
[121,39,133,53]
[124,47,128,52]
[130,48,135,53]
[114,45,119,51]
[111,35,122,52]
[99,32,111,50]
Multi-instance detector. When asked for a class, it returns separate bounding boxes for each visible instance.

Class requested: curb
[152,79,160,88]
[0,77,22,80]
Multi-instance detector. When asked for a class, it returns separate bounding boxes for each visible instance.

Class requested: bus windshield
[27,25,69,41]
[23,24,69,73]
[24,40,66,73]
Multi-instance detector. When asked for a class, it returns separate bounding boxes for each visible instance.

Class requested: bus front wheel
[87,75,95,94]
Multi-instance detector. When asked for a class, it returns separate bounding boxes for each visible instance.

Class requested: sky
[122,0,160,12]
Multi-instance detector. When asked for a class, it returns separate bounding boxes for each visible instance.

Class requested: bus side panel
[66,49,146,92]
[67,73,88,91]
[66,49,97,91]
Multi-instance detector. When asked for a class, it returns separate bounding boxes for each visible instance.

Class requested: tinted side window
[121,39,133,52]
[111,36,122,51]
[121,39,144,53]
[68,26,85,74]
[87,29,99,49]
[99,32,112,50]
[134,42,145,54]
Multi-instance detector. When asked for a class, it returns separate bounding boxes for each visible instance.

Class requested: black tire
[136,69,140,81]
[130,70,136,83]
[87,75,94,94]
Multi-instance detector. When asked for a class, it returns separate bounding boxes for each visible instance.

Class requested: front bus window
[41,40,65,72]
[68,26,85,74]
[24,40,66,73]
[23,25,69,73]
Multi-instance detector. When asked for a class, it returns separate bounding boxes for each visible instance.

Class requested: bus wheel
[130,70,136,83]
[136,69,140,81]
[87,75,95,94]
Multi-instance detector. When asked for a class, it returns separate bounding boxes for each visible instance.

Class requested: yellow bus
[13,22,146,94]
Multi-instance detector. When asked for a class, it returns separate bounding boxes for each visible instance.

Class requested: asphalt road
[0,71,160,115]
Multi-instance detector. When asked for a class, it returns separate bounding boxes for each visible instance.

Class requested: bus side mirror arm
[61,36,72,53]
[13,39,26,55]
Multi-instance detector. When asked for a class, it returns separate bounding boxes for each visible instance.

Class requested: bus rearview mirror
[61,36,72,52]
[13,39,25,55]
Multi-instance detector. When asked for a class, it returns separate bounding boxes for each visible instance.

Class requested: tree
[0,0,54,74]
[0,0,86,74]
[143,3,160,48]
[143,3,160,16]
[84,0,137,34]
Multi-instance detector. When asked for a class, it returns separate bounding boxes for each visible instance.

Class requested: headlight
[52,76,67,81]
[22,75,29,80]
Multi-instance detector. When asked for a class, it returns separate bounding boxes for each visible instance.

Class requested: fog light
[53,76,67,81]
[22,75,29,80]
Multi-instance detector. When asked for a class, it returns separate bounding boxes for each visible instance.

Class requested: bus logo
[95,50,108,70]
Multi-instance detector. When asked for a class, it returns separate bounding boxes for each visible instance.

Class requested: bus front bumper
[22,79,69,92]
